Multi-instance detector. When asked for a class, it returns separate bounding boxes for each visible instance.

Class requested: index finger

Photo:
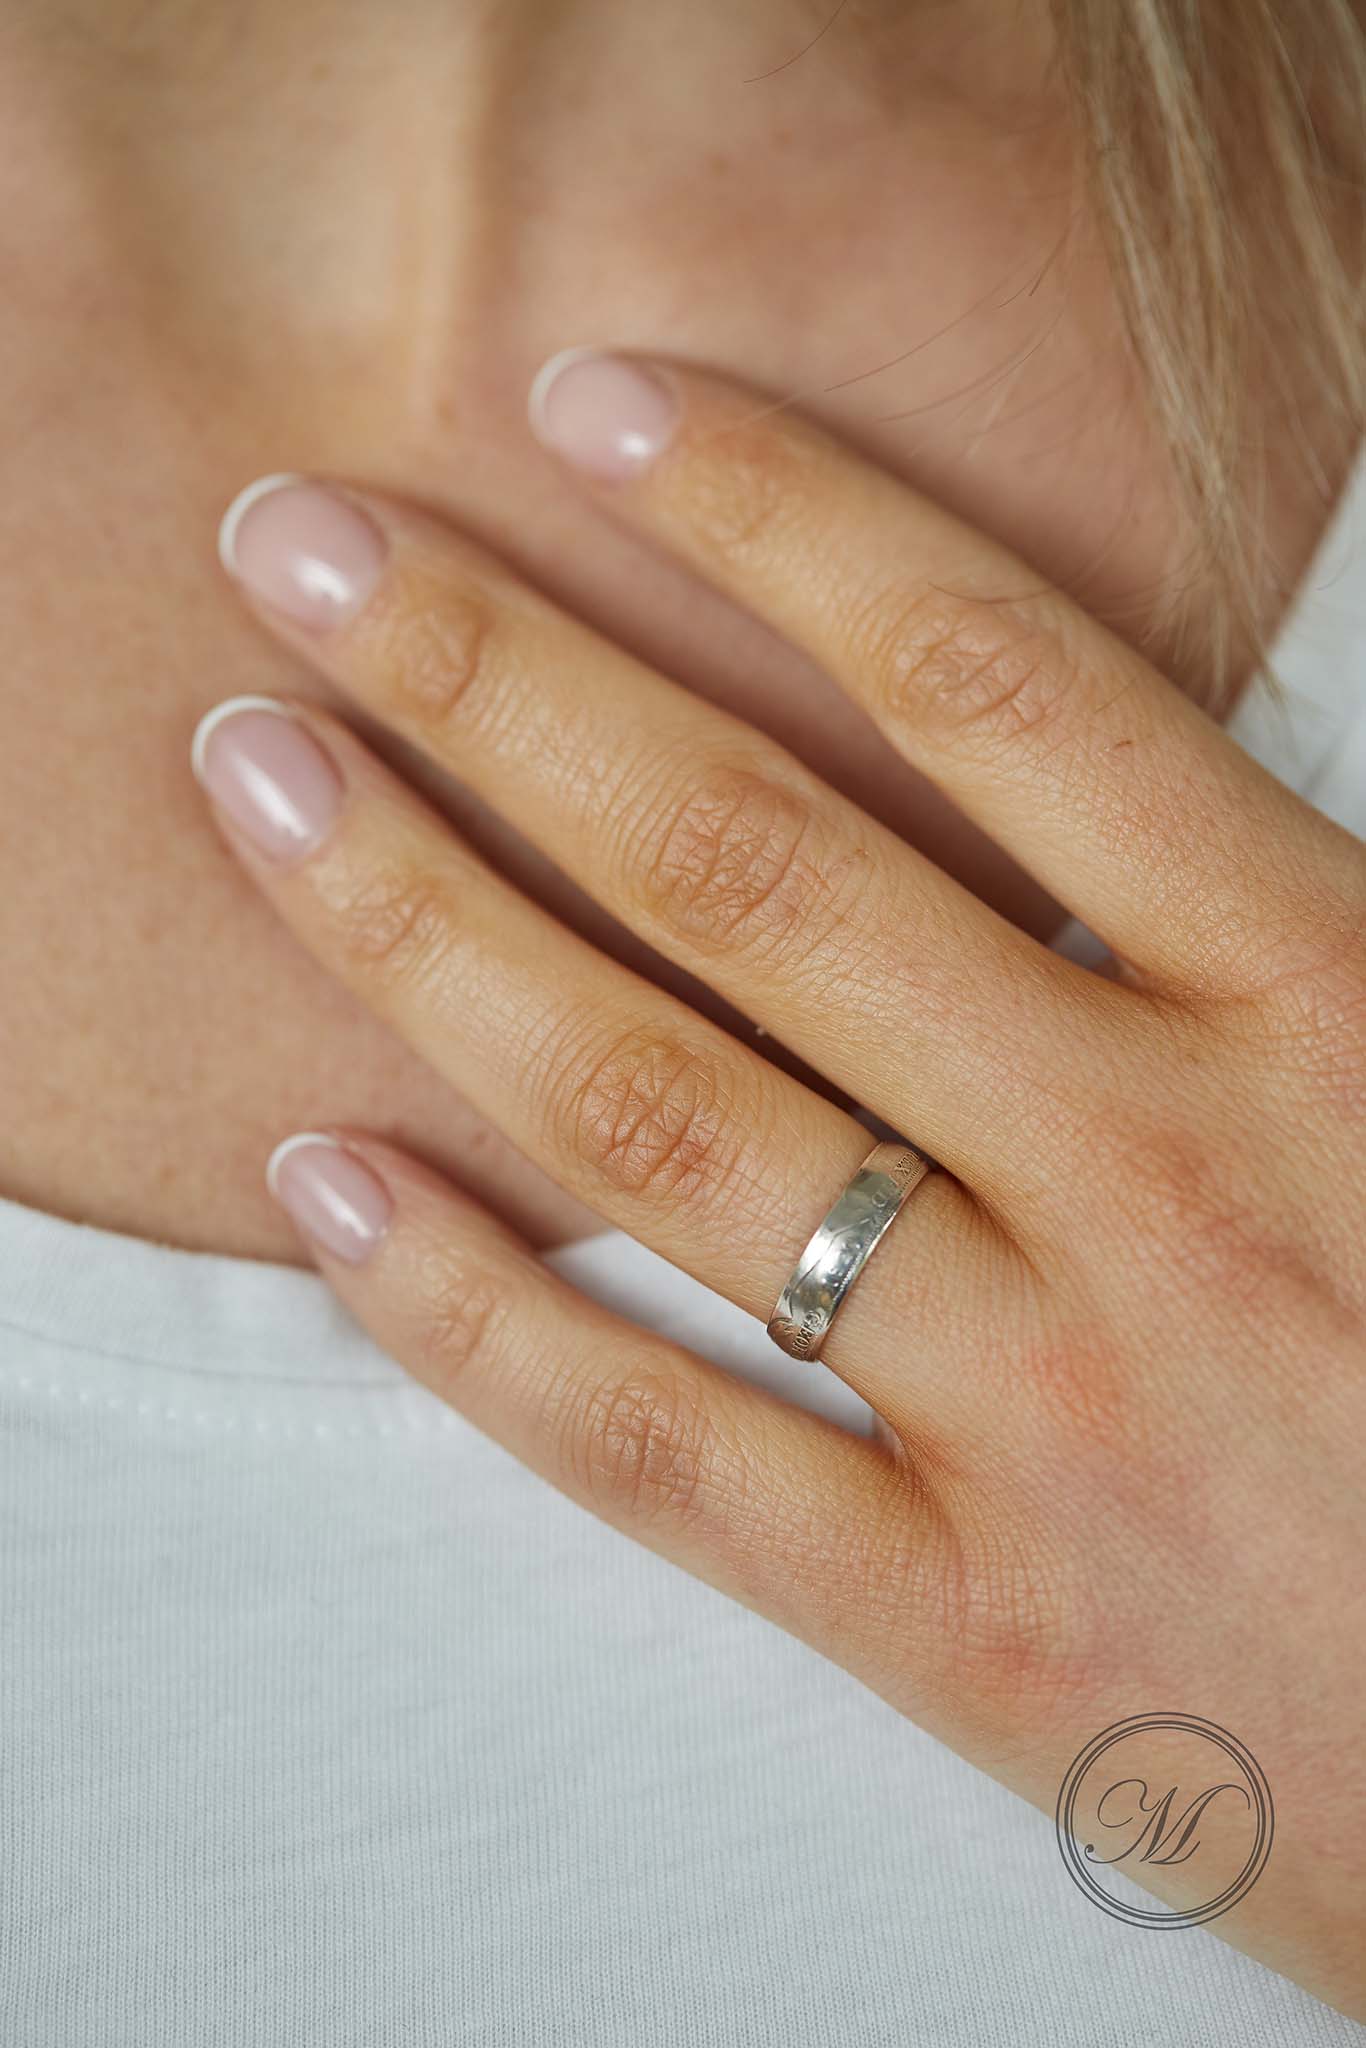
[528,350,1366,991]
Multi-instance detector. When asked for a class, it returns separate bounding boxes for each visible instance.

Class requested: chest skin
[0,1,1344,1257]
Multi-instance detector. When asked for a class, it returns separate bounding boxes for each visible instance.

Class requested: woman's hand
[192,354,1366,2014]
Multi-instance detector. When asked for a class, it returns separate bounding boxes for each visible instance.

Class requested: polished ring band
[767,1141,933,1362]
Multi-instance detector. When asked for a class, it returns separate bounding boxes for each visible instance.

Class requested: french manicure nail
[219,476,387,630]
[528,348,680,480]
[191,697,343,863]
[266,1133,393,1265]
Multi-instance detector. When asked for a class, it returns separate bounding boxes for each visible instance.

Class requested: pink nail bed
[266,1134,393,1265]
[192,698,343,863]
[528,348,680,480]
[220,476,387,630]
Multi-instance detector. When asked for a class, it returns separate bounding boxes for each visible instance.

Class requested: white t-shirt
[3,468,1365,2046]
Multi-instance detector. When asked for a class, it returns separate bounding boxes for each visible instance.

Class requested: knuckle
[673,412,817,565]
[566,1365,716,1528]
[370,566,500,729]
[632,764,827,957]
[856,584,1076,762]
[1090,1114,1234,1261]
[548,1024,745,1204]
[1015,1328,1146,1465]
[331,862,455,995]
[1082,1108,1325,1312]
[414,1260,511,1399]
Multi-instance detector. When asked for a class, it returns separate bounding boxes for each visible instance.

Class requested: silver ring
[767,1142,932,1362]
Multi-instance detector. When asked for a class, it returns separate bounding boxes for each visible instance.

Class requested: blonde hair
[1053,0,1366,706]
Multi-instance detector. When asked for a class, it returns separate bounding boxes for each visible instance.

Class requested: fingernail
[266,1133,393,1265]
[219,475,387,630]
[528,348,680,481]
[191,697,343,863]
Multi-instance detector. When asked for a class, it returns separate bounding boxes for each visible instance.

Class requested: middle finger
[217,476,1130,1208]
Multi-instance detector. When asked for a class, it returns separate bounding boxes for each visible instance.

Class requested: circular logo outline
[1056,1712,1273,1928]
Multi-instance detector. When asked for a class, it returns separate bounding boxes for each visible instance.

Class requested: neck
[4,0,1063,458]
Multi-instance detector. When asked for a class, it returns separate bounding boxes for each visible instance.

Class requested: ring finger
[190,693,1019,1423]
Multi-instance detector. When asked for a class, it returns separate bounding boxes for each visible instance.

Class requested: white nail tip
[217,472,305,577]
[190,694,297,784]
[265,1131,345,1202]
[526,345,606,439]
